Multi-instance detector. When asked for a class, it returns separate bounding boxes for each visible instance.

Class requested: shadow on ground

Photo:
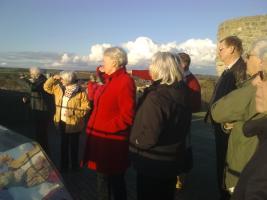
[0,89,219,200]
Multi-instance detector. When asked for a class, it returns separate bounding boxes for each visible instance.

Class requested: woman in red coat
[83,47,136,200]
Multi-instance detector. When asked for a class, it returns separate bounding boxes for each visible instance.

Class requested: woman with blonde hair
[130,52,191,200]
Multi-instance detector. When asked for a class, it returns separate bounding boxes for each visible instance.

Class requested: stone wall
[216,14,267,75]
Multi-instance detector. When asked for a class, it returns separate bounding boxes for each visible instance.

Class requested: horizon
[0,0,266,75]
[0,63,217,76]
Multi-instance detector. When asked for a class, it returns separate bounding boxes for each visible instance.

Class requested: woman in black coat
[129,52,191,200]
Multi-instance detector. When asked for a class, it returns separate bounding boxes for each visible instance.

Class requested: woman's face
[61,78,69,86]
[103,56,118,75]
[30,71,39,80]
[246,51,262,76]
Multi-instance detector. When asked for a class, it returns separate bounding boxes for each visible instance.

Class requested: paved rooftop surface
[2,113,219,200]
[0,89,219,200]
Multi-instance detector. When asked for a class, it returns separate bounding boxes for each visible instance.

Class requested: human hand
[64,110,73,117]
[223,122,234,130]
[98,66,104,72]
[53,74,61,80]
[22,97,29,103]
[19,73,27,79]
[89,74,97,82]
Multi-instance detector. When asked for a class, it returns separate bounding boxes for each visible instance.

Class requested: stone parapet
[216,15,267,75]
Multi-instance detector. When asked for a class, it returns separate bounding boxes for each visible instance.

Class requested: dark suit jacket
[205,57,246,123]
[231,117,267,200]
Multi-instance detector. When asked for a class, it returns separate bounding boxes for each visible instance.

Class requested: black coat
[205,57,246,123]
[129,81,191,178]
[22,74,54,113]
[231,117,267,200]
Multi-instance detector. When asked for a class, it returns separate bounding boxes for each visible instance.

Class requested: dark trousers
[32,110,49,153]
[97,172,127,200]
[137,173,176,200]
[59,121,80,171]
[214,124,230,200]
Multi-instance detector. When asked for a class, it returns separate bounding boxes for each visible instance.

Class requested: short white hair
[250,38,267,62]
[249,38,267,76]
[149,52,183,85]
[60,71,77,84]
[29,67,41,75]
[104,47,128,66]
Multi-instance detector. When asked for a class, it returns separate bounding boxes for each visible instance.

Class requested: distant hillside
[0,67,217,110]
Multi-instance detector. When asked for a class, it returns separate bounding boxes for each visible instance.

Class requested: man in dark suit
[204,36,247,200]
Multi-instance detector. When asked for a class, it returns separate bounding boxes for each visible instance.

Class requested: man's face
[218,41,234,63]
[246,51,262,76]
[30,71,39,80]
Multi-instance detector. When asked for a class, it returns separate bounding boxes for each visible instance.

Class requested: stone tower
[216,14,267,75]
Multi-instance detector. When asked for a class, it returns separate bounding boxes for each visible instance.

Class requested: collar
[225,57,240,70]
[105,66,126,80]
[184,70,192,77]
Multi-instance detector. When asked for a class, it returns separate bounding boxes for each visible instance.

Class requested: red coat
[83,67,136,174]
[184,72,201,113]
[132,69,152,80]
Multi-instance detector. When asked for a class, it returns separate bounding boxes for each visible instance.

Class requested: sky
[0,0,266,75]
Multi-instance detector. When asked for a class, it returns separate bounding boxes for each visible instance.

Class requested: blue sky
[0,0,266,74]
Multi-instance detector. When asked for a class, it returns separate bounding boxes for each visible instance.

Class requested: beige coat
[211,79,262,190]
[44,77,90,133]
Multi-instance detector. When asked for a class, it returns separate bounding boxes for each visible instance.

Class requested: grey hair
[29,67,41,75]
[149,52,184,85]
[250,38,267,61]
[104,47,128,66]
[60,71,77,84]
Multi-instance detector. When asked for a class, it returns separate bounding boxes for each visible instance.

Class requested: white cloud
[0,52,62,69]
[66,36,216,68]
[88,43,112,62]
[123,37,158,65]
[60,53,71,63]
[122,37,215,67]
[50,53,90,69]
[0,37,217,74]
[177,38,216,66]
[52,37,216,69]
[50,43,112,68]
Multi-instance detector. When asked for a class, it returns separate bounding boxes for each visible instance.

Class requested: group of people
[206,36,267,200]
[82,47,201,200]
[20,35,267,200]
[21,47,200,200]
